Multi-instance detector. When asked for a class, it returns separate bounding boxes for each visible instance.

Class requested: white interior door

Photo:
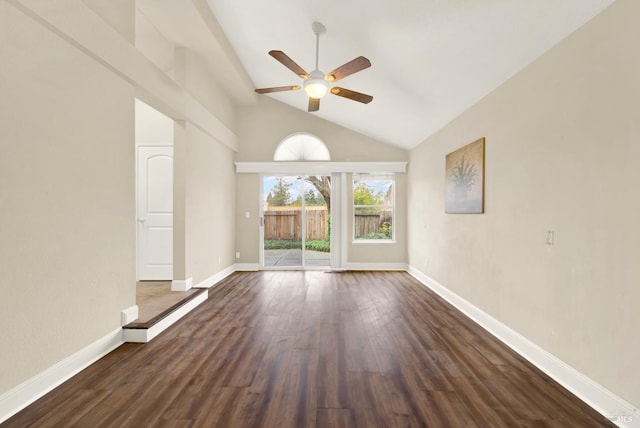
[137,146,173,280]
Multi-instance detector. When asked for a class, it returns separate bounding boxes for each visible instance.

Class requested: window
[273,133,330,161]
[353,174,394,241]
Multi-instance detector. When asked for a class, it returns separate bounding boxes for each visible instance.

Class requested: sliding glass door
[262,175,330,268]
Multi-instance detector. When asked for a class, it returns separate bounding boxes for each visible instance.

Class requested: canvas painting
[445,138,485,214]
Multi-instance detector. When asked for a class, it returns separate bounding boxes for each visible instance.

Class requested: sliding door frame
[238,161,407,271]
[260,174,329,270]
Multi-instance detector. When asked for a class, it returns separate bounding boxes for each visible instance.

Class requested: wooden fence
[264,209,392,240]
[354,210,392,238]
[264,209,328,240]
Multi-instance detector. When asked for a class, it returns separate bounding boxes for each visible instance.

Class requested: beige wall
[234,97,409,265]
[235,174,261,264]
[173,122,187,280]
[83,0,134,42]
[184,123,236,284]
[0,2,135,392]
[135,99,174,146]
[185,53,236,131]
[0,0,240,399]
[407,0,639,408]
[236,96,407,162]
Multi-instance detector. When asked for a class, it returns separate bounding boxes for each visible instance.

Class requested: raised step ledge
[123,289,207,343]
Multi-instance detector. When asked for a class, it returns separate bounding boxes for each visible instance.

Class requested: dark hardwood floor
[3,271,614,427]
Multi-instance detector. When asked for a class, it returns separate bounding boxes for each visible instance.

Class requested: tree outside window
[353,174,394,241]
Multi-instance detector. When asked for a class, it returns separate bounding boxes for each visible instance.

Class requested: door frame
[260,174,331,270]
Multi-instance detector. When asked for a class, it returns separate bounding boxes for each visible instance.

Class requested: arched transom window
[273,133,330,161]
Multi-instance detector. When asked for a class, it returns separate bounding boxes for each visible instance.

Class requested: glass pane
[354,180,392,206]
[304,177,330,266]
[354,207,393,239]
[262,175,331,267]
[353,177,393,240]
[263,176,303,267]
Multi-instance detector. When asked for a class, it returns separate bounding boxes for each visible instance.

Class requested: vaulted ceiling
[138,0,615,150]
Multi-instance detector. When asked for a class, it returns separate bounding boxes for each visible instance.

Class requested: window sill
[352,239,396,244]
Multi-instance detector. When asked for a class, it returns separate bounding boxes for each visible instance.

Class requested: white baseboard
[123,290,208,343]
[234,263,260,271]
[0,328,123,424]
[171,277,192,291]
[407,266,639,428]
[344,262,408,271]
[120,305,139,326]
[232,262,408,272]
[193,265,235,289]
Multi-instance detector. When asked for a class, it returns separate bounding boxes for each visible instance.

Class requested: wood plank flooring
[3,271,614,427]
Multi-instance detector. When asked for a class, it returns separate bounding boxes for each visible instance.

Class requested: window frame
[352,173,395,243]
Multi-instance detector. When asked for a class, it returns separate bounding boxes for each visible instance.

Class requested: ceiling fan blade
[269,50,310,78]
[255,85,301,94]
[330,87,373,104]
[308,97,320,112]
[325,56,371,82]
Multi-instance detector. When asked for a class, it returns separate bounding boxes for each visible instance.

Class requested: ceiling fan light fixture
[304,78,329,99]
[254,22,373,111]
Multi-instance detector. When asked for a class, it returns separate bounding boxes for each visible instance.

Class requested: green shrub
[264,239,330,252]
[361,232,389,239]
[380,221,392,238]
[305,240,330,252]
[264,240,301,250]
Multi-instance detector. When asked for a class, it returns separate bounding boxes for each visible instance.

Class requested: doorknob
[138,218,146,223]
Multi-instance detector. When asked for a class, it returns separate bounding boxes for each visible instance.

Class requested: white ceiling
[203,0,614,150]
[141,0,614,150]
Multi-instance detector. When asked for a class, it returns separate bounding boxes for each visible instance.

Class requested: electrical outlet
[236,252,240,259]
[545,230,554,245]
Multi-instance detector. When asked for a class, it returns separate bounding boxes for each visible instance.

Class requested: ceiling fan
[255,22,373,112]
